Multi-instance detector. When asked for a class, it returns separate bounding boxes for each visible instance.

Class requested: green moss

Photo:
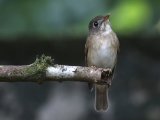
[23,55,54,82]
[111,1,151,35]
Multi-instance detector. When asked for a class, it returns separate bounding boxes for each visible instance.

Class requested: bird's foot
[101,68,112,78]
[101,68,113,87]
[106,68,112,77]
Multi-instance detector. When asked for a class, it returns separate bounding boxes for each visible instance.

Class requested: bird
[85,14,119,112]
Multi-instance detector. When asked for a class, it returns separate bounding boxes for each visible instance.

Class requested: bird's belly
[88,45,117,69]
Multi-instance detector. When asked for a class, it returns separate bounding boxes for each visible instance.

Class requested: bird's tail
[95,84,108,112]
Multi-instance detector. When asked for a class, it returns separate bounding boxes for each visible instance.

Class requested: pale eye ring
[93,21,98,27]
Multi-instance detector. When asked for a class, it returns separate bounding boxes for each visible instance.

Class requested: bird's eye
[93,21,98,27]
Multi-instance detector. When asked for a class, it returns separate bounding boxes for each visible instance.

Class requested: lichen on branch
[22,55,54,82]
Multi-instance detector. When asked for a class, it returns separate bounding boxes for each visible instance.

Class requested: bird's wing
[85,38,89,66]
[115,33,120,52]
[85,37,94,90]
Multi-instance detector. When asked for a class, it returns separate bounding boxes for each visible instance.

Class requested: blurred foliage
[111,0,152,35]
[0,0,159,38]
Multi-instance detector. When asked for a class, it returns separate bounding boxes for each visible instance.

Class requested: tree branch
[0,55,111,84]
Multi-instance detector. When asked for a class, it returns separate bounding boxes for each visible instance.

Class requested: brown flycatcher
[85,15,119,111]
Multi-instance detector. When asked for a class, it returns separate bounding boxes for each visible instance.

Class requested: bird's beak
[103,14,110,21]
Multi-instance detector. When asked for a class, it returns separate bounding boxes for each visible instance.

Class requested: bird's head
[88,14,112,35]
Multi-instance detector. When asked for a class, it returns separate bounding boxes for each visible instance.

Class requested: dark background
[0,0,160,120]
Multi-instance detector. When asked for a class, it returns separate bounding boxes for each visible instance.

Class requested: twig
[0,55,111,84]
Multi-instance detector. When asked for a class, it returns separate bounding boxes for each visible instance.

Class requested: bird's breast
[87,36,117,69]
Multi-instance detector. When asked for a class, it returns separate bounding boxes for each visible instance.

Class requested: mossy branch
[0,55,111,84]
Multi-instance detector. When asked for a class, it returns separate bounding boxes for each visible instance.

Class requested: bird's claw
[100,68,113,87]
[101,68,112,79]
[106,68,112,77]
